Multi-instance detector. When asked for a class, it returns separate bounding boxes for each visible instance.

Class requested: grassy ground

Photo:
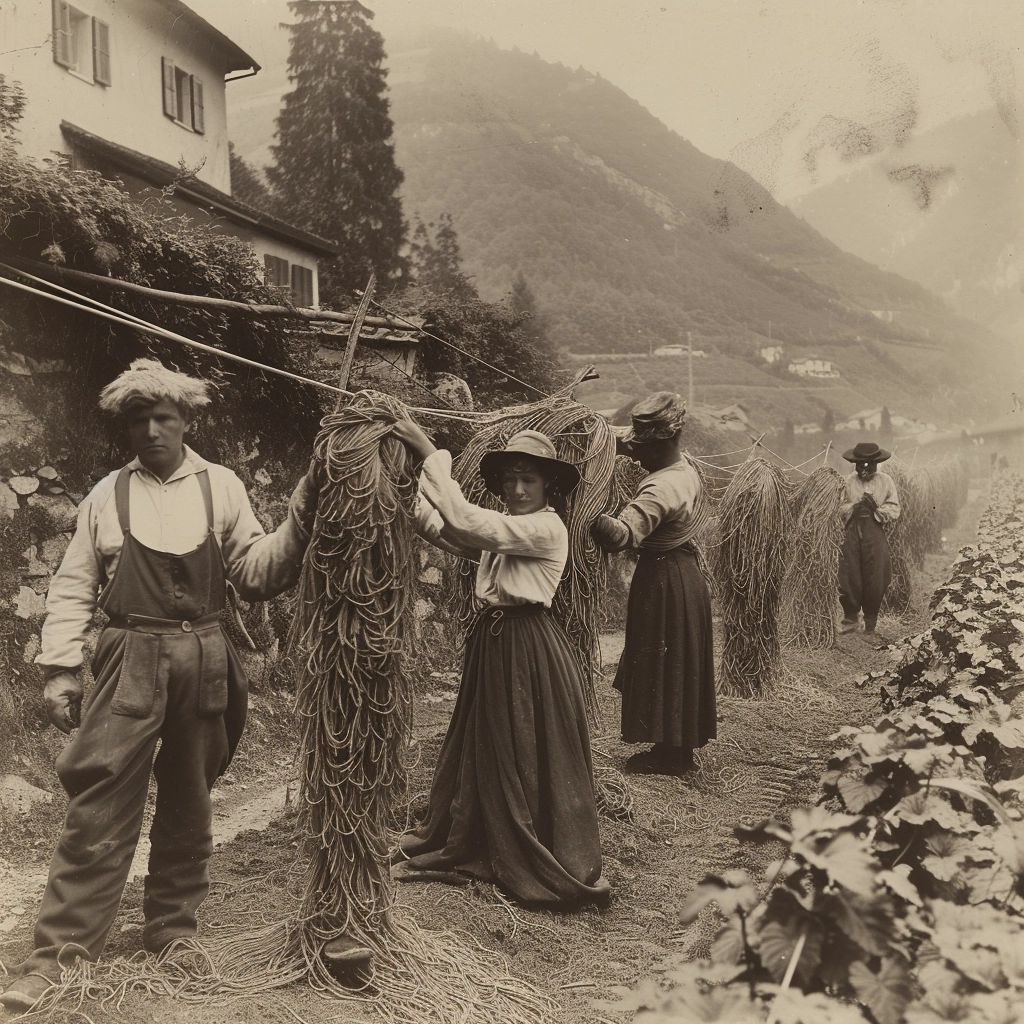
[0,488,984,1024]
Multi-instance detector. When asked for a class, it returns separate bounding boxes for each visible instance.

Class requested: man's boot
[0,973,55,1014]
[323,933,373,970]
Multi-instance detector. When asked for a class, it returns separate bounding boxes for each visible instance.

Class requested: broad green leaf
[790,806,862,840]
[769,989,868,1024]
[878,864,922,907]
[755,917,822,986]
[827,891,894,957]
[849,958,913,1024]
[837,774,887,813]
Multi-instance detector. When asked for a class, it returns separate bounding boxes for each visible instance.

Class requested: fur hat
[616,391,686,447]
[98,359,212,416]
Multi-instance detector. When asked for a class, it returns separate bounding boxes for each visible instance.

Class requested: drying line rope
[367,296,551,400]
[0,270,353,399]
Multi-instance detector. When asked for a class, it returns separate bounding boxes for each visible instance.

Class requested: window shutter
[52,0,73,68]
[190,76,205,134]
[291,265,313,308]
[264,254,290,288]
[161,57,177,118]
[92,19,111,85]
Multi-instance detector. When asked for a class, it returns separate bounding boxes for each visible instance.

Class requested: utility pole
[687,330,694,410]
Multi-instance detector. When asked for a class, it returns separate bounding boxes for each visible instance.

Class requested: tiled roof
[62,122,339,258]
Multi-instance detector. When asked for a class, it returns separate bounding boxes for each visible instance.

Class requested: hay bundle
[446,383,619,727]
[713,457,792,698]
[779,466,846,649]
[883,460,927,615]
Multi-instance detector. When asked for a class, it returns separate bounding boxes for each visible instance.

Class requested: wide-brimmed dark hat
[480,430,581,497]
[843,441,891,464]
[615,391,686,447]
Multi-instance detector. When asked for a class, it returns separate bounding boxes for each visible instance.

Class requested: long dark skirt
[838,515,891,621]
[398,604,609,907]
[613,544,716,749]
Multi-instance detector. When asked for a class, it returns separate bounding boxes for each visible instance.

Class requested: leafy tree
[268,0,407,301]
[780,417,795,454]
[880,405,893,440]
[0,75,26,141]
[229,142,273,211]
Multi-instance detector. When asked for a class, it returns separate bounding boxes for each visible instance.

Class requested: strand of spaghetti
[0,272,352,399]
[367,296,551,399]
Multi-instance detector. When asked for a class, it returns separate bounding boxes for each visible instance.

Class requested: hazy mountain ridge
[792,109,1024,340]
[227,27,1005,425]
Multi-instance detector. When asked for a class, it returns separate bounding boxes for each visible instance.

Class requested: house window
[291,265,314,308]
[264,255,290,290]
[161,58,205,133]
[52,2,111,86]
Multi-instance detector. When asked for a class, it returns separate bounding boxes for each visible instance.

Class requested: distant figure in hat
[391,420,609,908]
[838,441,901,635]
[0,359,367,1015]
[592,392,716,776]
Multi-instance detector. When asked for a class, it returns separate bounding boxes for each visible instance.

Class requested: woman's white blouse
[417,449,568,607]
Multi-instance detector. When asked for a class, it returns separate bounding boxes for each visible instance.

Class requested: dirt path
[0,486,987,1022]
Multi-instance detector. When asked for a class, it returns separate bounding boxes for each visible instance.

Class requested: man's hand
[43,671,83,734]
[291,458,321,534]
[861,492,878,510]
[392,418,437,461]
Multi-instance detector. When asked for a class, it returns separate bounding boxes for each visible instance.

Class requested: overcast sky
[195,0,1022,199]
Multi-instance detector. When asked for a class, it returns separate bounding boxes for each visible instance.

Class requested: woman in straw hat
[838,441,901,635]
[390,420,609,907]
[592,392,715,776]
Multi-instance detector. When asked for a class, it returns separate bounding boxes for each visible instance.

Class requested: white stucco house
[760,345,783,364]
[0,0,336,307]
[788,357,840,380]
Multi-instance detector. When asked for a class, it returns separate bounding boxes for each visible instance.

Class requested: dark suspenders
[114,465,215,535]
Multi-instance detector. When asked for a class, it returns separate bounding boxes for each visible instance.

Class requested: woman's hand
[392,418,437,461]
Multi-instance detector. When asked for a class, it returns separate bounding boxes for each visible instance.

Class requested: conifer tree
[412,213,476,299]
[229,143,273,211]
[268,0,407,301]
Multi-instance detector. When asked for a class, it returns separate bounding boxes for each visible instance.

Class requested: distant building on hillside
[870,310,898,324]
[794,422,822,435]
[836,408,935,434]
[788,357,839,379]
[652,344,706,358]
[760,345,784,364]
[2,0,336,306]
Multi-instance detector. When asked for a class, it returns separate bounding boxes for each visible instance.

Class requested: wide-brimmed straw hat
[480,430,581,497]
[615,391,686,447]
[843,441,891,464]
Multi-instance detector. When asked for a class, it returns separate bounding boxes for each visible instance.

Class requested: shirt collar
[127,445,208,484]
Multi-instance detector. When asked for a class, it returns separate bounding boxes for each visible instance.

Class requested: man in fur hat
[838,441,901,635]
[1,360,367,1014]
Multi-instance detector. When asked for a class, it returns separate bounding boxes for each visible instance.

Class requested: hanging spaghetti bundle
[882,460,919,615]
[712,457,792,698]
[444,379,620,727]
[779,466,846,649]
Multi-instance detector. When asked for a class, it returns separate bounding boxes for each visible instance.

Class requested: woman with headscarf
[592,392,715,776]
[838,441,901,634]
[390,419,609,908]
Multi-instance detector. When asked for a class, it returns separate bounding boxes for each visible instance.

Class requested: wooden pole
[335,273,376,399]
[687,330,694,410]
[0,255,413,333]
